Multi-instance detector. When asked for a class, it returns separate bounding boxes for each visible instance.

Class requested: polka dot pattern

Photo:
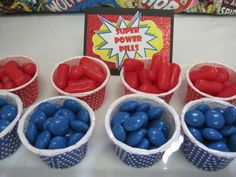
[114,145,163,168]
[13,78,39,108]
[124,87,173,104]
[0,125,21,160]
[182,135,233,171]
[39,143,88,169]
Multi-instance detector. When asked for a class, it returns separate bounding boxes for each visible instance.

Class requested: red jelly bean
[4,61,31,86]
[0,82,3,89]
[3,81,16,89]
[217,83,236,98]
[194,79,223,94]
[151,53,162,71]
[147,70,157,82]
[54,64,70,90]
[125,71,139,89]
[0,66,6,80]
[123,59,144,72]
[190,66,217,83]
[138,84,161,94]
[80,57,104,74]
[138,69,152,85]
[169,63,181,90]
[2,75,10,83]
[68,65,84,80]
[67,78,96,87]
[157,60,170,91]
[64,82,96,93]
[215,67,229,83]
[22,63,36,76]
[82,65,106,84]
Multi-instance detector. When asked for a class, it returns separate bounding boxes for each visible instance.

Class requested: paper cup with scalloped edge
[0,91,23,160]
[18,96,95,169]
[50,56,110,110]
[181,98,236,171]
[105,94,181,168]
[185,61,236,105]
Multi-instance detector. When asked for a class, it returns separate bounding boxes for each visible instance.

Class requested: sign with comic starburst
[84,8,173,75]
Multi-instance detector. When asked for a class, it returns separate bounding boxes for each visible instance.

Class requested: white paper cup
[0,91,23,160]
[181,98,236,171]
[18,96,95,169]
[105,94,181,168]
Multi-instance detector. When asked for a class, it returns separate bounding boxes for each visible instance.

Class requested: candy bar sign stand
[0,11,236,177]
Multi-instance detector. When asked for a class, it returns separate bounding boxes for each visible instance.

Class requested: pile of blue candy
[111,100,168,150]
[0,98,17,133]
[25,99,90,150]
[185,104,236,152]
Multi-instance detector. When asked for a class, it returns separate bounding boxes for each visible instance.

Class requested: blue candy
[148,128,166,147]
[55,108,76,122]
[136,138,150,149]
[196,104,210,114]
[123,115,145,131]
[25,122,38,145]
[35,131,52,149]
[0,104,17,122]
[42,117,54,131]
[221,125,236,137]
[137,103,150,112]
[185,109,205,128]
[127,129,146,146]
[205,110,225,129]
[0,98,7,107]
[213,107,224,115]
[224,106,236,125]
[119,100,139,112]
[112,124,126,143]
[147,107,164,120]
[49,116,70,136]
[0,119,10,132]
[133,112,148,123]
[189,127,203,143]
[71,120,89,133]
[68,133,84,146]
[202,128,223,141]
[37,102,56,117]
[63,99,81,113]
[208,141,230,152]
[30,111,47,130]
[49,136,68,150]
[149,120,168,137]
[229,133,236,152]
[111,112,129,126]
[77,108,90,125]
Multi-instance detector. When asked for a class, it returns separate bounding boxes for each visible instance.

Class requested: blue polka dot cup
[18,96,95,169]
[0,91,23,160]
[105,94,181,168]
[181,98,236,171]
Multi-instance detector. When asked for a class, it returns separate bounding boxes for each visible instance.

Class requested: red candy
[123,54,181,94]
[169,63,181,90]
[125,72,139,89]
[189,64,235,98]
[68,65,83,80]
[123,59,144,72]
[22,63,37,76]
[54,64,70,90]
[54,58,106,94]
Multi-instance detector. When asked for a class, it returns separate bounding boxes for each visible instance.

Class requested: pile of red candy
[123,55,181,94]
[54,57,106,93]
[0,61,36,89]
[190,65,236,97]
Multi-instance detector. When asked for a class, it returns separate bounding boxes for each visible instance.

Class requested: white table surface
[0,13,236,177]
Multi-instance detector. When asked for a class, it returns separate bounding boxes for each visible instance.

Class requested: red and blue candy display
[185,103,236,152]
[0,97,17,133]
[25,99,90,150]
[111,100,168,150]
